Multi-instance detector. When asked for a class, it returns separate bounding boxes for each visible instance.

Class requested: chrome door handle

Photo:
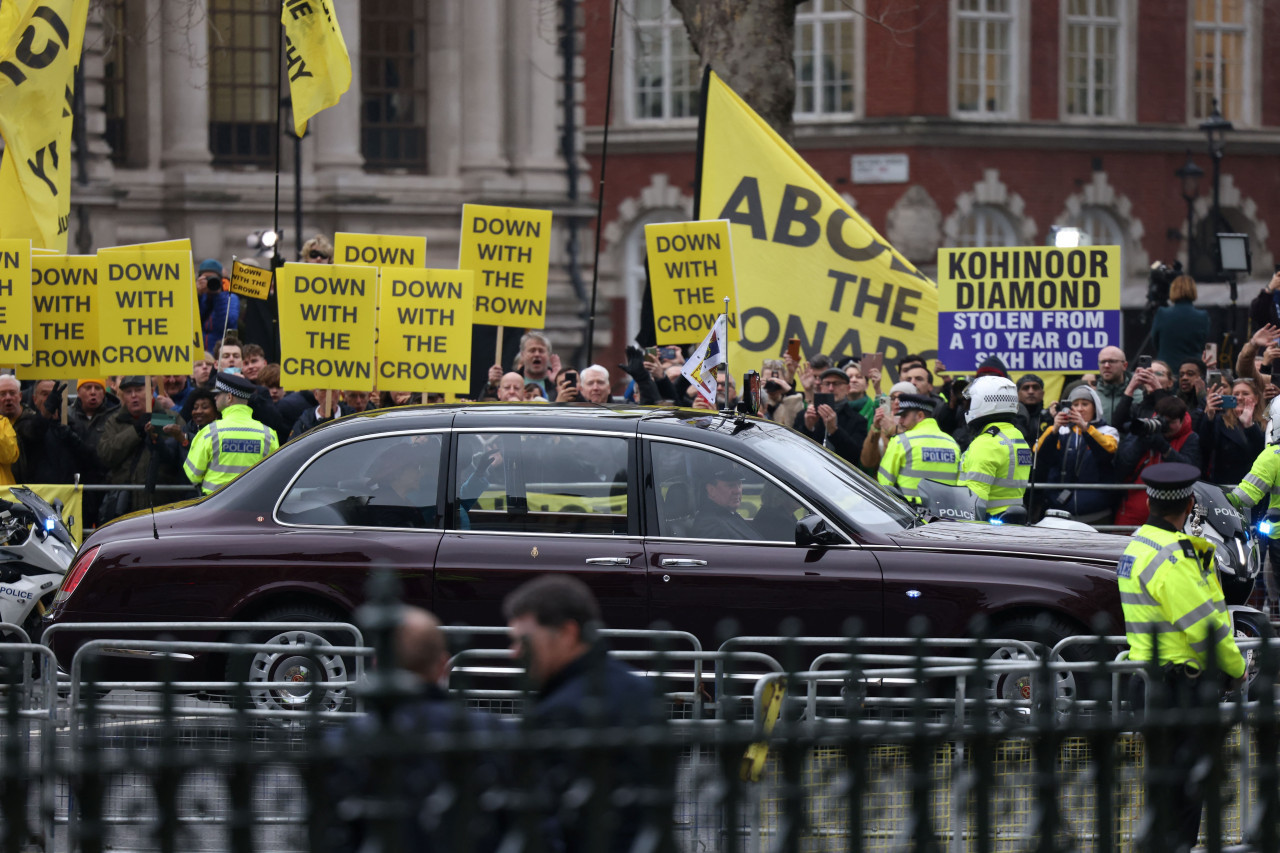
[585,557,631,566]
[660,558,707,567]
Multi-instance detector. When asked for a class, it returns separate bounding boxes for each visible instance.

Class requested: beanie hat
[975,355,1009,379]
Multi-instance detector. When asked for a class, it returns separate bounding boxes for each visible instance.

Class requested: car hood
[888,521,1130,566]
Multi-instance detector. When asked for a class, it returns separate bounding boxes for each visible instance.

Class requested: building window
[1191,0,1250,123]
[361,0,429,172]
[955,0,1015,116]
[627,0,859,123]
[956,206,1017,247]
[629,0,701,121]
[208,0,279,168]
[794,0,857,119]
[1064,0,1123,119]
[100,0,128,166]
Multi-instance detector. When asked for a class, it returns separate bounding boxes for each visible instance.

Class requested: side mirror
[796,513,843,548]
[998,505,1029,526]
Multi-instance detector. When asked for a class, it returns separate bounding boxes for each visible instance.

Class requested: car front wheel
[226,606,356,713]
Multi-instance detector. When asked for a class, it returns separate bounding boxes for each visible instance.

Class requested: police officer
[1118,462,1246,851]
[184,372,279,494]
[1228,396,1280,613]
[877,392,961,502]
[958,375,1031,517]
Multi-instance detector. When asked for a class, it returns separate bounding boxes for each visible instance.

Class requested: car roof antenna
[148,490,159,540]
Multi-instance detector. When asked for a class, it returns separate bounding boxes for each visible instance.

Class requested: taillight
[52,545,100,608]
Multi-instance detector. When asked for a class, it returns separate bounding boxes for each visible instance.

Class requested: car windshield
[740,425,916,534]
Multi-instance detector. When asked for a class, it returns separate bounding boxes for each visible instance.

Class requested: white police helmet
[964,375,1018,424]
[1267,396,1280,445]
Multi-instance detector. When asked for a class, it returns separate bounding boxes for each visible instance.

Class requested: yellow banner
[335,233,427,269]
[0,0,90,250]
[376,267,474,395]
[698,71,938,375]
[229,259,273,300]
[0,239,32,363]
[10,484,82,545]
[277,262,376,391]
[645,220,740,345]
[0,2,29,46]
[96,248,193,373]
[17,254,96,379]
[281,0,351,136]
[459,204,552,329]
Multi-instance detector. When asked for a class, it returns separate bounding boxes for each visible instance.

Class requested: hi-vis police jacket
[959,421,1031,516]
[877,417,961,501]
[1117,521,1245,677]
[183,404,278,494]
[1230,445,1280,534]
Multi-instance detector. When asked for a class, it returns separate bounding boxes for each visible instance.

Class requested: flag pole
[271,21,285,267]
[583,0,621,365]
[720,296,730,414]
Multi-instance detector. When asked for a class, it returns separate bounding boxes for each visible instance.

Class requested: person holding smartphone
[794,367,868,466]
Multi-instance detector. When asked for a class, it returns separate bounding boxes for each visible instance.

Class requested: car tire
[973,615,1098,725]
[225,605,357,713]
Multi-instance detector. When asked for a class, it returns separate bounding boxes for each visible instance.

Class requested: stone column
[313,0,364,173]
[160,1,211,170]
[458,0,509,178]
[508,0,561,175]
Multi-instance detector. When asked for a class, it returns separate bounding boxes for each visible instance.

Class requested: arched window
[955,206,1017,247]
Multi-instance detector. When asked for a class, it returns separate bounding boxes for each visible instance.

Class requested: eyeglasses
[308,250,330,260]
[819,380,846,389]
[1099,358,1123,365]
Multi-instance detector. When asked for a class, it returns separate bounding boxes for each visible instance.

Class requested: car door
[272,431,447,609]
[432,428,649,629]
[642,437,885,644]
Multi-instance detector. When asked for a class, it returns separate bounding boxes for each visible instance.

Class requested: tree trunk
[671,0,798,141]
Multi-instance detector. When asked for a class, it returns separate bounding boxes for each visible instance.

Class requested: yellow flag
[0,0,33,46]
[0,0,90,251]
[281,0,351,136]
[697,70,938,374]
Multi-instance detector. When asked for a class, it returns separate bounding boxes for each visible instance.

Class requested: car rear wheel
[974,615,1096,725]
[226,605,356,713]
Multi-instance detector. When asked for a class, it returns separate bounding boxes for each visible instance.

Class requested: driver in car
[694,462,758,541]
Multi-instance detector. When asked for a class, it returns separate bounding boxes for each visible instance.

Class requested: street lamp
[1174,150,1203,272]
[1199,98,1233,241]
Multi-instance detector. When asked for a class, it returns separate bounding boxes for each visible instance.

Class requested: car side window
[651,443,806,542]
[456,432,630,536]
[277,434,444,529]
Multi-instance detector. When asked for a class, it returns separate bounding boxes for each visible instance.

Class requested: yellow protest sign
[17,255,97,379]
[97,248,193,373]
[229,259,274,300]
[459,204,552,328]
[335,233,427,269]
[277,262,376,390]
[645,220,740,345]
[376,268,474,395]
[0,239,32,363]
[698,71,938,374]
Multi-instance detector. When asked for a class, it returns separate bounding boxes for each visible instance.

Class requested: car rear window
[455,432,630,536]
[277,434,445,528]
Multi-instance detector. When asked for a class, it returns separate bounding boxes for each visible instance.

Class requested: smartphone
[1207,369,1222,388]
[659,346,680,361]
[561,370,578,387]
[814,392,835,409]
[861,352,884,375]
[1203,342,1218,367]
[785,337,801,361]
[645,346,659,358]
[1136,355,1152,370]
[1221,395,1238,409]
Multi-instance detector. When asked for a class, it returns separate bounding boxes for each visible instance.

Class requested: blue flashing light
[43,517,55,531]
[906,589,922,599]
[1260,519,1274,537]
[989,516,1004,526]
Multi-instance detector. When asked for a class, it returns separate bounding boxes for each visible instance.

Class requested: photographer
[1111,359,1174,430]
[1200,378,1264,486]
[1032,386,1118,523]
[1114,396,1201,526]
[196,259,241,353]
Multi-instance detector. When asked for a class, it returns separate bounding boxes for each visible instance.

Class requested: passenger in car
[694,462,758,540]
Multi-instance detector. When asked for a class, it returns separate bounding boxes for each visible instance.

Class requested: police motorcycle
[0,488,77,642]
[908,477,1098,532]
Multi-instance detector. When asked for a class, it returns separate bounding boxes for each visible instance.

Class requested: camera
[1146,260,1182,314]
[1130,415,1169,437]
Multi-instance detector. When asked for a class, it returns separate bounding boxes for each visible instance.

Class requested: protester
[0,377,20,486]
[579,365,615,404]
[68,378,119,452]
[215,338,243,370]
[1114,396,1201,527]
[515,332,557,395]
[877,393,960,502]
[257,364,285,404]
[327,606,510,853]
[154,374,192,413]
[1201,378,1264,486]
[1016,374,1053,443]
[503,574,670,853]
[900,362,945,412]
[959,375,1031,518]
[342,389,374,413]
[772,354,830,428]
[1112,361,1172,428]
[193,352,215,388]
[185,373,279,495]
[1236,323,1280,396]
[794,367,868,466]
[12,380,95,485]
[289,390,357,439]
[1118,462,1245,852]
[183,389,219,441]
[1176,359,1208,415]
[843,359,876,423]
[241,345,268,383]
[496,372,525,402]
[197,259,240,352]
[1033,385,1119,522]
[1095,346,1135,426]
[97,376,189,520]
[861,381,914,473]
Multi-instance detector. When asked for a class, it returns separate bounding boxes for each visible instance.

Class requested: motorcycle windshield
[8,486,74,548]
[1193,482,1246,539]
